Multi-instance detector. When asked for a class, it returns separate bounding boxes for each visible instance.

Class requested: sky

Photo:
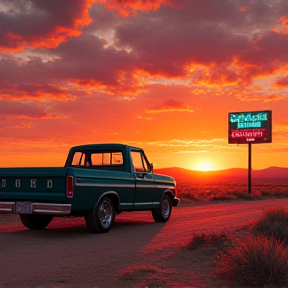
[0,0,288,171]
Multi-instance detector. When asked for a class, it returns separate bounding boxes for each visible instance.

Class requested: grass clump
[119,265,158,281]
[253,207,288,244]
[215,235,288,287]
[186,232,230,250]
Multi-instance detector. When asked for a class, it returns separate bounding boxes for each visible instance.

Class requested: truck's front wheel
[152,195,172,222]
[20,214,53,229]
[84,197,115,233]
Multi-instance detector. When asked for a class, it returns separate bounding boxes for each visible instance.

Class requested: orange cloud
[0,0,92,52]
[239,7,248,12]
[271,17,288,35]
[191,66,240,86]
[69,79,107,90]
[274,75,288,87]
[69,75,145,97]
[0,100,69,132]
[137,116,152,121]
[104,0,173,17]
[5,121,33,130]
[0,83,75,102]
[146,99,194,114]
[238,94,287,102]
[16,114,68,120]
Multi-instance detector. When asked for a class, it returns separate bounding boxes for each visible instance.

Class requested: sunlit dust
[195,161,213,172]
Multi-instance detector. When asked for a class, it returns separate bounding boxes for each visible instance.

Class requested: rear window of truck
[91,152,123,165]
[71,151,123,167]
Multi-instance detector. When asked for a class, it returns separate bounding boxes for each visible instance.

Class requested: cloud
[0,100,68,130]
[103,0,173,17]
[274,75,288,87]
[0,0,92,52]
[112,0,288,83]
[137,115,152,121]
[146,99,194,113]
[1,0,288,103]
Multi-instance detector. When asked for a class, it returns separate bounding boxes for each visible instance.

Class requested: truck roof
[70,143,142,151]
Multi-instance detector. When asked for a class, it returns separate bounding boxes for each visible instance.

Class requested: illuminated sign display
[228,110,272,144]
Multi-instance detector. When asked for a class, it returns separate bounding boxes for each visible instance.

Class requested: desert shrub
[206,193,236,201]
[274,190,288,198]
[179,191,198,201]
[119,265,158,281]
[215,235,288,286]
[253,208,288,244]
[261,191,270,197]
[186,232,230,250]
[232,190,261,200]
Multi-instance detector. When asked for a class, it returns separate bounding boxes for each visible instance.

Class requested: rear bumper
[0,201,71,215]
[172,197,180,206]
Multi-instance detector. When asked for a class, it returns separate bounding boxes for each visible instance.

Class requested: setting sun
[195,161,213,172]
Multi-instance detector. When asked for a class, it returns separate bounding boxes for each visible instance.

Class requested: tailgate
[0,167,68,202]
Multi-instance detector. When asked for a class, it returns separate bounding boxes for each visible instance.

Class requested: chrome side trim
[135,185,155,189]
[75,183,135,188]
[0,202,71,215]
[134,202,160,205]
[32,203,71,215]
[154,180,175,185]
[0,202,14,212]
[155,185,175,189]
[119,202,160,207]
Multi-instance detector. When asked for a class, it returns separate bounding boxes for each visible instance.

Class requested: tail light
[66,176,74,198]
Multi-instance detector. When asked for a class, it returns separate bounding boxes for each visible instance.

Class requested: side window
[131,151,150,172]
[71,152,85,166]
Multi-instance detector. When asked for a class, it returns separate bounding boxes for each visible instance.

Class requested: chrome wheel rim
[99,200,113,228]
[162,198,170,219]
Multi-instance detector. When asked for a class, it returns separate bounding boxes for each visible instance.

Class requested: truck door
[130,150,156,209]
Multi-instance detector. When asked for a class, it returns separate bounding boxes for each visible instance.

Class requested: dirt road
[1,198,288,288]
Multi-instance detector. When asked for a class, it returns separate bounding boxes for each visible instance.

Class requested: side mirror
[150,163,153,172]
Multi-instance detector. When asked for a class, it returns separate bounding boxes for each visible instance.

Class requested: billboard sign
[228,110,272,144]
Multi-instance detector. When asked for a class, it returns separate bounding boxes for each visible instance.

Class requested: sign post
[248,143,252,194]
[228,110,272,194]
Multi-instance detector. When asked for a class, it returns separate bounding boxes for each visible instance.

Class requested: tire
[20,214,53,230]
[152,195,172,222]
[84,197,115,233]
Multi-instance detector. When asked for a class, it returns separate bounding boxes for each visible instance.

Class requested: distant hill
[154,167,288,182]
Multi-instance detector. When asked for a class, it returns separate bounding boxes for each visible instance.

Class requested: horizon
[1,1,288,170]
[154,165,288,172]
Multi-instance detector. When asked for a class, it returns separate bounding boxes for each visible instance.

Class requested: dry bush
[119,265,158,281]
[274,190,288,198]
[215,235,288,287]
[205,192,236,201]
[186,232,231,250]
[179,191,199,201]
[253,207,288,244]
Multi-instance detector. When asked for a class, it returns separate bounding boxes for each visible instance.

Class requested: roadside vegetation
[177,179,288,202]
[253,207,288,244]
[186,207,288,287]
[186,232,232,251]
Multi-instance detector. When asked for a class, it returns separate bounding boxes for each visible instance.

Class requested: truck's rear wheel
[20,214,53,229]
[152,195,172,222]
[84,197,115,233]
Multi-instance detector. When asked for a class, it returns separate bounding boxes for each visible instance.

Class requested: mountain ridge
[154,166,288,182]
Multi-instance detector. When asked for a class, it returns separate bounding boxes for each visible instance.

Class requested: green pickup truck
[0,143,179,233]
